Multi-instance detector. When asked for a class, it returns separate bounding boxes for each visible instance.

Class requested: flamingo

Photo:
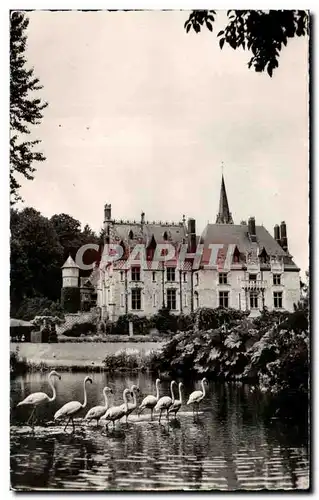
[54,376,93,432]
[119,385,139,423]
[137,378,161,420]
[84,386,113,427]
[154,380,176,423]
[187,377,208,416]
[17,370,61,429]
[101,388,130,430]
[168,382,183,418]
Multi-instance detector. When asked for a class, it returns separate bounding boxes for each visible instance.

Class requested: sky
[17,10,309,276]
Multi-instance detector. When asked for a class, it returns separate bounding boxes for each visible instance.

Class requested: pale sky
[17,10,309,276]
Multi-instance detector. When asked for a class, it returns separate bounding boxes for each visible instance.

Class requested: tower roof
[216,174,234,224]
[61,255,79,269]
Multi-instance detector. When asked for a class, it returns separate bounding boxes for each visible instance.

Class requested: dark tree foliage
[184,10,309,76]
[10,12,48,203]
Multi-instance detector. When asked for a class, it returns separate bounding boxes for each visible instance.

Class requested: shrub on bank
[62,321,97,337]
[13,297,65,321]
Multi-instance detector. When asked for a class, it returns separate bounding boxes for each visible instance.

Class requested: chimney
[187,218,196,253]
[280,221,288,252]
[104,203,111,221]
[141,211,145,225]
[274,224,280,245]
[248,216,257,242]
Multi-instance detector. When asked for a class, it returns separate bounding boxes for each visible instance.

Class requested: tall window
[183,272,187,282]
[249,274,257,282]
[120,293,124,307]
[167,289,176,310]
[120,271,124,282]
[273,291,283,309]
[195,273,199,286]
[194,291,199,309]
[219,272,228,284]
[273,274,281,285]
[219,291,229,308]
[131,267,140,281]
[132,289,141,310]
[167,267,175,282]
[152,271,156,282]
[184,293,188,307]
[250,292,258,309]
[153,293,157,307]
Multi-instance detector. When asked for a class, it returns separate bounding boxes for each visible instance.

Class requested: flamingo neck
[132,390,137,408]
[178,384,183,404]
[48,374,57,402]
[201,379,206,398]
[82,380,89,408]
[103,388,108,408]
[123,391,129,411]
[170,382,175,403]
[155,380,160,401]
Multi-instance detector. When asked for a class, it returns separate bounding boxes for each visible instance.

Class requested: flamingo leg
[166,409,169,420]
[72,417,75,433]
[158,410,162,423]
[151,408,153,420]
[64,417,71,432]
[96,419,99,427]
[27,407,35,425]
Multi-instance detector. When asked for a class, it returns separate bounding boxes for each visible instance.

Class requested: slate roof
[110,221,187,246]
[200,223,299,269]
[61,255,79,269]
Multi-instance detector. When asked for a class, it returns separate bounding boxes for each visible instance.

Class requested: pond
[10,372,309,491]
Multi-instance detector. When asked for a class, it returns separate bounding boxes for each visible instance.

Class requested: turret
[61,255,79,288]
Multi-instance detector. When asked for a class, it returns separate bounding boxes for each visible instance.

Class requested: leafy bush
[14,297,64,321]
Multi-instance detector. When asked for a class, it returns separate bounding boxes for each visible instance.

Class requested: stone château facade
[61,176,301,321]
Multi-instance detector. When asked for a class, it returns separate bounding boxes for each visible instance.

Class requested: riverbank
[10,341,163,373]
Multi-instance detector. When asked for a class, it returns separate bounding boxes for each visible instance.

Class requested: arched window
[194,291,199,309]
[163,231,168,241]
[128,230,134,239]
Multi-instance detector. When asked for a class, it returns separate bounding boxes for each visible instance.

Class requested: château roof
[61,255,79,269]
[110,221,187,246]
[200,223,299,269]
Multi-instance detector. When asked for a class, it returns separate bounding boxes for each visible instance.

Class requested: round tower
[62,255,80,288]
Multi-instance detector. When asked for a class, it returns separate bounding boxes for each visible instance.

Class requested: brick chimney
[248,216,257,242]
[274,224,280,245]
[104,203,111,221]
[187,218,196,253]
[141,211,145,225]
[280,221,288,252]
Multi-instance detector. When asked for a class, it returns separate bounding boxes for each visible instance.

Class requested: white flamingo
[119,385,139,423]
[168,382,183,418]
[137,378,160,420]
[101,388,130,430]
[54,376,93,432]
[17,370,61,428]
[187,377,208,416]
[84,386,113,427]
[154,380,176,423]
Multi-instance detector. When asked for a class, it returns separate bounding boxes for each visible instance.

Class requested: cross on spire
[216,171,234,224]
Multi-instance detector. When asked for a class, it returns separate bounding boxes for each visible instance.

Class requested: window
[128,230,134,239]
[250,292,258,309]
[183,272,187,282]
[163,231,168,241]
[152,271,156,282]
[131,267,140,281]
[120,293,124,307]
[167,267,175,282]
[219,291,229,308]
[195,273,199,286]
[219,272,228,284]
[153,293,157,307]
[194,291,199,309]
[273,274,281,285]
[273,291,283,309]
[184,293,188,307]
[132,289,142,310]
[167,289,177,310]
[120,271,124,282]
[249,274,257,282]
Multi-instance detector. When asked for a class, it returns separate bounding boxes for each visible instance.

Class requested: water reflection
[10,372,309,491]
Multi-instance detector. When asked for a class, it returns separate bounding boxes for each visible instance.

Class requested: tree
[10,11,48,204]
[10,208,63,315]
[184,10,309,76]
[50,213,82,260]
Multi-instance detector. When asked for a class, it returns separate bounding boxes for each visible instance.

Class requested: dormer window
[128,230,134,239]
[233,246,241,264]
[259,247,269,264]
[163,231,168,241]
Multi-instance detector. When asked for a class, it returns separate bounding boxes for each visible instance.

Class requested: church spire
[216,173,234,224]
